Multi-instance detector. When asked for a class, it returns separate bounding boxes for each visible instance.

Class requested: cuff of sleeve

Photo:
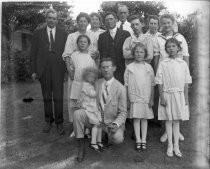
[62,54,71,61]
[112,122,120,128]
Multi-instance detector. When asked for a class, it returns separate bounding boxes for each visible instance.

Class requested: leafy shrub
[12,50,31,82]
[178,12,198,80]
[1,48,31,83]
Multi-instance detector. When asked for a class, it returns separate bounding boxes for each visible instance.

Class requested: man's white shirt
[109,26,118,39]
[47,26,56,42]
[116,20,133,34]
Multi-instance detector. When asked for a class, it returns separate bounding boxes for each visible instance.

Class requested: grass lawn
[0,79,209,169]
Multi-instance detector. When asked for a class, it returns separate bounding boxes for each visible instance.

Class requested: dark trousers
[39,53,65,124]
[151,58,160,122]
[152,85,160,122]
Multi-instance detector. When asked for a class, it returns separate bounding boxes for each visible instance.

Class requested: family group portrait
[1,0,209,169]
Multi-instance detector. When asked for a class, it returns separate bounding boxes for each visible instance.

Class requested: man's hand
[108,123,118,133]
[31,73,37,81]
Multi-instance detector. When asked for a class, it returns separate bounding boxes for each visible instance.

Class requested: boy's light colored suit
[96,78,127,126]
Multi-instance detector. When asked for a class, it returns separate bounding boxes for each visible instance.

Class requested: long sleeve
[149,66,155,86]
[184,62,192,84]
[123,36,133,60]
[179,34,189,57]
[68,57,75,79]
[124,68,129,86]
[98,34,104,58]
[62,34,77,60]
[155,62,163,84]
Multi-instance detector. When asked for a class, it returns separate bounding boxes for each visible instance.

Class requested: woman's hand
[185,97,189,105]
[31,73,37,81]
[160,94,167,107]
[148,99,154,108]
[67,70,74,80]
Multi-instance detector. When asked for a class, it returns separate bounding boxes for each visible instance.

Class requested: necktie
[99,82,109,122]
[50,30,55,51]
[119,22,124,30]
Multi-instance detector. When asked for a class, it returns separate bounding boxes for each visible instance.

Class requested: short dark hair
[165,38,182,53]
[76,34,91,45]
[100,57,116,67]
[76,12,91,23]
[148,15,159,25]
[45,8,58,18]
[104,11,118,19]
[89,12,102,23]
[160,14,175,24]
[132,43,148,59]
[128,15,144,24]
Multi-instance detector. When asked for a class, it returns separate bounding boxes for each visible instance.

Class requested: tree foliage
[98,1,166,22]
[2,1,74,32]
[1,1,75,83]
[178,11,199,80]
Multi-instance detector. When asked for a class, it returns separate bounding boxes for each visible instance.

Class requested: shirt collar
[103,77,114,86]
[119,20,128,25]
[89,28,104,33]
[109,26,117,33]
[131,32,143,38]
[146,31,160,36]
[47,26,56,32]
[165,57,183,62]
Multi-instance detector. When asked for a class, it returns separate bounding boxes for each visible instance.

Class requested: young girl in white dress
[78,67,103,152]
[124,43,155,152]
[67,35,97,137]
[155,38,192,157]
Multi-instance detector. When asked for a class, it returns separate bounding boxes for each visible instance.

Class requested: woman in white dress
[62,12,93,124]
[67,35,97,127]
[88,13,105,50]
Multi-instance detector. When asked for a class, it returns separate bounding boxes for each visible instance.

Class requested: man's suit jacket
[96,78,127,126]
[98,28,130,83]
[30,26,67,78]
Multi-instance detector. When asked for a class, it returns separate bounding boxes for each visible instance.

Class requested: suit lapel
[106,79,117,105]
[42,27,50,45]
[114,28,122,47]
[54,27,60,46]
[106,30,113,40]
[96,79,103,105]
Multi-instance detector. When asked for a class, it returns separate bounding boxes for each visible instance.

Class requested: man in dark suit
[98,12,130,84]
[30,9,67,135]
